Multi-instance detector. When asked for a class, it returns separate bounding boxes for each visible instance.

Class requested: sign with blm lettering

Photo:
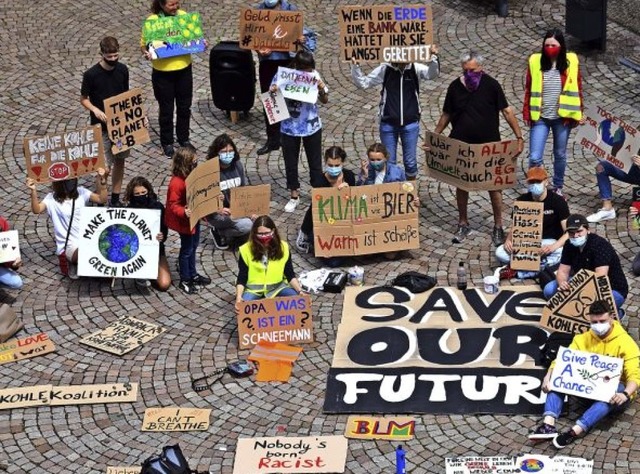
[104,88,150,154]
[185,158,221,229]
[510,201,543,272]
[229,184,271,218]
[79,316,165,355]
[239,8,304,52]
[344,415,415,440]
[260,90,290,125]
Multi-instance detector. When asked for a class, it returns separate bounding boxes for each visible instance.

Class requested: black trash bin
[566,0,607,50]
[209,41,255,113]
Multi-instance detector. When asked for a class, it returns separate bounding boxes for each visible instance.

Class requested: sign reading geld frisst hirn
[104,88,150,154]
[239,8,304,52]
[78,208,161,279]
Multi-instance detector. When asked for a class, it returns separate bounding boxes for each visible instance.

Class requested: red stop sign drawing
[48,162,70,181]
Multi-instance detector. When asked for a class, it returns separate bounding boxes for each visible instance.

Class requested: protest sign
[79,316,165,356]
[185,158,221,229]
[550,456,594,474]
[77,208,161,280]
[260,90,290,125]
[324,285,549,414]
[445,456,517,474]
[338,5,433,63]
[142,12,206,59]
[239,8,304,52]
[104,88,150,154]
[237,294,312,349]
[515,454,593,474]
[0,333,55,365]
[233,435,348,474]
[424,131,519,192]
[23,125,105,183]
[275,67,319,103]
[106,468,141,474]
[312,182,419,257]
[344,415,415,440]
[510,201,543,272]
[0,230,19,264]
[229,184,271,218]
[575,104,639,172]
[141,407,211,432]
[540,269,617,335]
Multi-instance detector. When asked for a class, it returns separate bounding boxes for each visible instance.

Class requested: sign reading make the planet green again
[142,12,206,59]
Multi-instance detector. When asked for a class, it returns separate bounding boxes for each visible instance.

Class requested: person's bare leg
[489,190,503,227]
[456,188,469,225]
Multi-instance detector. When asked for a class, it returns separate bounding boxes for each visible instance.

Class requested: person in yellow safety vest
[235,215,302,312]
[523,28,584,198]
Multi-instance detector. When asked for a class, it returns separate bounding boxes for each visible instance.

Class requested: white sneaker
[135,279,151,289]
[586,208,616,223]
[68,262,79,280]
[284,198,299,213]
[296,229,310,253]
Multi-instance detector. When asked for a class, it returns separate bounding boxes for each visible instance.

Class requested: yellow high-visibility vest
[239,241,290,297]
[528,52,582,121]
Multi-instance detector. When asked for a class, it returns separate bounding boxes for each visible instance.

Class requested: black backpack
[540,331,575,367]
[141,445,193,474]
[392,271,436,293]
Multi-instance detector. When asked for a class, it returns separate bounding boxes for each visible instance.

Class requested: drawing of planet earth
[98,224,139,263]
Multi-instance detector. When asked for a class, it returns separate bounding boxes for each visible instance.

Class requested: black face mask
[130,195,151,208]
[63,179,78,194]
[103,58,119,67]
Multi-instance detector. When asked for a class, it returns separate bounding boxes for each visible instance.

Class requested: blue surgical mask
[370,161,385,171]
[264,0,278,7]
[570,235,587,247]
[325,165,342,178]
[219,151,235,165]
[528,182,545,197]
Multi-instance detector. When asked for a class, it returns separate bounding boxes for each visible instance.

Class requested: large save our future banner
[324,285,549,414]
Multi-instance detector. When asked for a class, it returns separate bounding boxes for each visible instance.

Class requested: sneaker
[178,280,198,294]
[296,230,311,253]
[284,198,300,213]
[553,429,578,448]
[210,227,229,250]
[135,279,151,289]
[163,144,175,157]
[528,423,558,440]
[499,265,517,280]
[192,274,211,286]
[492,226,505,246]
[179,140,194,149]
[452,224,471,244]
[586,208,616,223]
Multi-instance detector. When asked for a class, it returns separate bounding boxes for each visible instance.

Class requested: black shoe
[109,199,124,208]
[179,140,194,149]
[257,141,280,155]
[192,274,211,286]
[210,228,229,250]
[163,144,175,157]
[178,280,198,294]
[553,429,578,449]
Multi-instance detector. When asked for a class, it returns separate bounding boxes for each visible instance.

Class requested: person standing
[432,51,524,245]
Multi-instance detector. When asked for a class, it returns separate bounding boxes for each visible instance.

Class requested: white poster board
[261,90,290,125]
[0,230,20,263]
[275,67,319,103]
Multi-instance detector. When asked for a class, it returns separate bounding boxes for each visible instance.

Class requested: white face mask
[569,235,587,247]
[591,321,611,337]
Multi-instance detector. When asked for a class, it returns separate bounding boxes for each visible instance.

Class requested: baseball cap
[566,214,589,231]
[526,167,548,182]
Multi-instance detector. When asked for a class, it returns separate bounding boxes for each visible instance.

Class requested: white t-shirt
[374,170,386,184]
[43,187,92,255]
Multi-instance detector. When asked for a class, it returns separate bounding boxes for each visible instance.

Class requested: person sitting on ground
[0,215,23,289]
[357,142,406,185]
[529,299,639,449]
[587,154,640,223]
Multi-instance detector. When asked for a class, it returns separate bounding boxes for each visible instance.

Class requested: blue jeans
[528,118,571,189]
[543,280,625,315]
[596,161,640,200]
[543,383,630,432]
[241,286,298,300]
[178,223,200,281]
[0,267,23,289]
[380,120,419,178]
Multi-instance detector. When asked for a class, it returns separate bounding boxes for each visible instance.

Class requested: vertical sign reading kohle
[142,12,206,59]
[23,125,105,183]
[510,201,543,272]
[104,88,150,154]
[185,158,221,229]
[338,4,433,63]
[239,8,304,52]
[424,131,519,192]
[77,208,161,280]
[229,184,271,218]
[261,90,290,125]
[311,182,419,257]
[0,230,20,263]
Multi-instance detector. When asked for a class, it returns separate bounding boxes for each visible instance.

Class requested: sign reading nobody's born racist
[239,8,303,52]
[23,125,105,183]
[141,407,211,431]
[142,12,206,59]
[78,208,160,280]
[237,294,312,349]
[275,67,319,103]
[424,132,519,192]
[104,88,150,154]
[185,158,221,229]
[339,5,433,63]
[510,201,543,272]
[229,184,271,218]
[540,269,617,335]
[233,436,348,474]
[79,316,165,356]
[312,182,419,257]
[0,333,55,365]
[0,230,20,263]
[324,285,549,414]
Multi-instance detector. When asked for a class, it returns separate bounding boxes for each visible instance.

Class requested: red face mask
[257,233,274,245]
[544,45,561,58]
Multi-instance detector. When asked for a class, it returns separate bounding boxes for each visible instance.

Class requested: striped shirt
[541,68,562,119]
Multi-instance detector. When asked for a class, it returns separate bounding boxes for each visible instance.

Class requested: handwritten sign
[0,230,19,264]
[339,5,433,63]
[575,104,639,172]
[0,333,55,365]
[540,269,617,335]
[548,456,594,474]
[311,182,419,257]
[185,158,221,229]
[261,90,290,125]
[77,208,161,280]
[510,201,543,272]
[233,435,348,474]
[141,407,211,432]
[229,184,271,218]
[142,12,206,59]
[106,468,141,474]
[424,132,519,192]
[344,416,415,440]
[103,88,150,154]
[237,295,312,350]
[445,456,518,474]
[239,8,304,52]
[79,316,165,356]
[275,67,319,103]
[23,124,105,183]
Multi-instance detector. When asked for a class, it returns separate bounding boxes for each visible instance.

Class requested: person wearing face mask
[81,36,131,207]
[235,215,302,313]
[524,29,584,197]
[357,142,406,185]
[496,167,569,279]
[529,300,639,448]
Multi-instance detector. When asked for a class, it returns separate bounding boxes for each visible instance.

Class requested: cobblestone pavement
[1,0,638,473]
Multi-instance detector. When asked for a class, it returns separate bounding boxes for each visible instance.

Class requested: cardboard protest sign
[339,5,433,63]
[142,12,206,59]
[510,201,543,272]
[229,184,271,218]
[540,269,617,335]
[424,132,519,192]
[106,468,141,474]
[233,435,348,474]
[239,8,304,52]
[575,104,639,172]
[0,333,55,365]
[515,455,593,474]
[141,407,211,431]
[23,125,105,183]
[275,67,319,103]
[445,456,517,474]
[311,182,419,257]
[77,208,161,280]
[260,90,290,125]
[0,230,19,264]
[237,294,312,349]
[344,415,415,440]
[79,316,165,356]
[103,88,150,154]
[185,158,221,229]
[549,456,594,474]
[324,285,549,414]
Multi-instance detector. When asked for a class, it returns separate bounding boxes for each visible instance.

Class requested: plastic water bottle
[456,261,467,290]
